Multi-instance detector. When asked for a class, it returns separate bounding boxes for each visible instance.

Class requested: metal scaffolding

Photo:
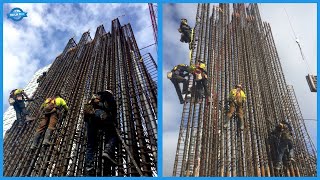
[4,19,157,177]
[172,3,316,177]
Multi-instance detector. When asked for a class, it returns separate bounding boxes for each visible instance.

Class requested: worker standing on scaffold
[178,18,192,43]
[223,84,246,130]
[83,90,118,176]
[167,64,191,104]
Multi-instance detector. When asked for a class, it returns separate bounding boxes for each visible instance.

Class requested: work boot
[85,161,95,176]
[274,162,282,170]
[17,121,24,128]
[223,117,230,128]
[25,115,36,122]
[30,132,42,150]
[185,94,191,100]
[288,149,295,161]
[42,129,53,146]
[239,119,244,131]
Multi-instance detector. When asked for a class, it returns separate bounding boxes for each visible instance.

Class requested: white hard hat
[105,90,113,95]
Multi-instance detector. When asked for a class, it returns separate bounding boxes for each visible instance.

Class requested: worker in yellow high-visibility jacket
[190,62,209,102]
[31,93,68,149]
[223,84,246,130]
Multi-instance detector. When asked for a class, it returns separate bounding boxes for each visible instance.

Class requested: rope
[284,8,312,73]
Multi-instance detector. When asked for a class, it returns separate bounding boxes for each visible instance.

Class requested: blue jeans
[13,100,29,123]
[277,139,294,163]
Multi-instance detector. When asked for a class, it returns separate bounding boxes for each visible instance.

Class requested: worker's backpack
[8,89,17,105]
[167,72,173,79]
[43,98,57,114]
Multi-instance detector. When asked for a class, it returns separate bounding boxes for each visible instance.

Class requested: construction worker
[30,93,68,149]
[191,61,209,101]
[178,18,192,43]
[83,90,118,176]
[223,84,246,130]
[272,120,295,170]
[37,72,47,84]
[168,64,191,104]
[8,89,34,127]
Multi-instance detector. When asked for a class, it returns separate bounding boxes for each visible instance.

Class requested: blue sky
[3,3,157,111]
[162,3,317,176]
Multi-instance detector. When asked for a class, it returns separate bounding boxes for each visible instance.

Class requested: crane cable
[284,7,312,73]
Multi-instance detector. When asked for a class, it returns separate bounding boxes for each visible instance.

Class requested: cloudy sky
[3,3,157,111]
[162,3,317,176]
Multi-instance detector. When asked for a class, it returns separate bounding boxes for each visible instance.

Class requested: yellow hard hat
[188,65,196,72]
[199,63,206,69]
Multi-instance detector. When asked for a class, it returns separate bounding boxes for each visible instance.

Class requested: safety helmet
[189,65,196,72]
[105,90,113,96]
[181,18,188,24]
[199,63,206,69]
[236,84,242,88]
[280,120,287,125]
[91,94,100,100]
[54,92,61,97]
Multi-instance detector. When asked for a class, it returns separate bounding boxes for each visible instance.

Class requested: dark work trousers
[277,139,294,163]
[13,100,29,123]
[171,75,188,103]
[195,78,208,98]
[180,24,191,42]
[85,110,118,165]
[180,33,191,43]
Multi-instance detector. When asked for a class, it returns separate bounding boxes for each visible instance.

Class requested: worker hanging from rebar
[190,61,209,103]
[83,90,118,176]
[270,120,295,170]
[167,64,191,104]
[178,18,192,44]
[223,84,246,130]
[8,89,35,127]
[30,93,68,149]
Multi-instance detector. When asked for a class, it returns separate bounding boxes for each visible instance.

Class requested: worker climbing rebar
[37,72,47,85]
[83,90,118,176]
[30,93,68,149]
[271,120,295,170]
[223,84,246,130]
[190,61,209,102]
[167,64,191,104]
[8,89,34,127]
[178,18,192,44]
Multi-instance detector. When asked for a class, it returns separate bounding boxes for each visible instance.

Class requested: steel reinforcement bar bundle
[4,19,157,177]
[173,3,316,177]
